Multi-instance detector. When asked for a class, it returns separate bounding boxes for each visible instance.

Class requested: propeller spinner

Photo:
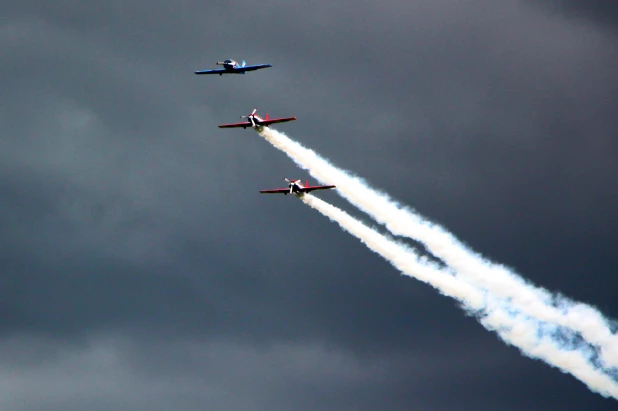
[240,108,258,127]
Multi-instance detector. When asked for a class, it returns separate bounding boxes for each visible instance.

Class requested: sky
[1,0,617,410]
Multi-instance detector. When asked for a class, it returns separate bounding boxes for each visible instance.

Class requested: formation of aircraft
[200,58,333,198]
[218,108,296,130]
[260,178,336,196]
[195,59,272,75]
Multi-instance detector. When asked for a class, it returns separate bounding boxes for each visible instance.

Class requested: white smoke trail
[258,127,618,371]
[300,194,618,399]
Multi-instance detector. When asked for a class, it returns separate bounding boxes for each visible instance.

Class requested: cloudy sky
[1,1,617,410]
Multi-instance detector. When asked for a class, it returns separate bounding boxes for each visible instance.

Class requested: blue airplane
[194,59,272,75]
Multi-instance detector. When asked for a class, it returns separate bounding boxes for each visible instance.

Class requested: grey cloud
[526,1,618,28]
[1,0,617,409]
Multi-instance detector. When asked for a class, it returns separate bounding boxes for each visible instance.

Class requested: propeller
[240,108,258,127]
[284,178,294,194]
[241,108,257,116]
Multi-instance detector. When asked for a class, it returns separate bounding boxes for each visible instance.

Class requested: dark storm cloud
[0,334,518,411]
[528,0,618,28]
[1,0,617,410]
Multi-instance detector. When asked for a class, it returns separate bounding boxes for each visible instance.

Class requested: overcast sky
[1,1,617,410]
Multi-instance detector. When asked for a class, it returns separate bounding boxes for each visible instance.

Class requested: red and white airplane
[218,108,296,130]
[260,178,336,196]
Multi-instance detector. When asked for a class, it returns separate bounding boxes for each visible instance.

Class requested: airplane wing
[218,121,253,129]
[260,117,297,126]
[259,188,290,194]
[300,185,336,193]
[237,64,272,72]
[194,68,227,75]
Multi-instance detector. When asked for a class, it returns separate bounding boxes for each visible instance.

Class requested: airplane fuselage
[242,115,266,129]
[217,59,238,70]
[286,181,305,196]
[215,59,250,74]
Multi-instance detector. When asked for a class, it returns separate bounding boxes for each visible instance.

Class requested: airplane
[260,178,336,196]
[218,108,296,129]
[194,59,272,75]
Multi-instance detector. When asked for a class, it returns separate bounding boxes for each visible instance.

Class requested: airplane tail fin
[241,60,246,67]
[265,113,269,120]
[306,180,309,187]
